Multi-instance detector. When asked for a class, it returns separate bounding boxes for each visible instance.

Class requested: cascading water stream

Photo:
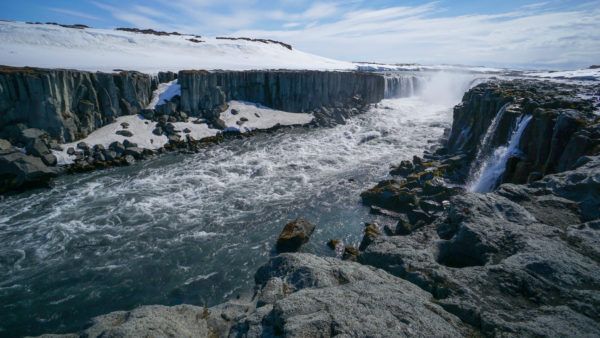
[466,103,511,182]
[468,114,533,193]
[384,74,422,98]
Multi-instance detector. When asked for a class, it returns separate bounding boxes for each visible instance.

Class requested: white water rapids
[0,71,480,336]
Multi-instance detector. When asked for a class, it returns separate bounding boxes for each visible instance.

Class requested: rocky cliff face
[178,70,385,119]
[0,66,153,143]
[446,80,599,186]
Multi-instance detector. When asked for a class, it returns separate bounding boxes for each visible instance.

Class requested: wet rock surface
[275,218,316,253]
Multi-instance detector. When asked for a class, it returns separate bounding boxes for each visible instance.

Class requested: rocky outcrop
[178,70,385,123]
[0,66,152,143]
[445,80,598,186]
[359,156,600,337]
[0,140,57,193]
[44,253,472,338]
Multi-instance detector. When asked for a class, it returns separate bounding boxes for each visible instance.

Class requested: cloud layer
[52,0,600,69]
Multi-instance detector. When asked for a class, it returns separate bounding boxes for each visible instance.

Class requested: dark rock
[326,239,340,250]
[0,150,57,193]
[152,127,163,136]
[123,147,144,159]
[211,118,227,129]
[0,138,11,151]
[275,218,316,253]
[342,246,359,261]
[359,223,381,251]
[109,141,125,153]
[231,109,239,115]
[104,150,118,161]
[116,130,133,137]
[123,139,138,148]
[77,142,89,151]
[93,144,105,152]
[66,147,76,155]
[123,155,135,165]
[183,128,191,134]
[120,122,130,129]
[390,160,413,176]
[240,117,249,122]
[25,138,50,157]
[41,153,58,166]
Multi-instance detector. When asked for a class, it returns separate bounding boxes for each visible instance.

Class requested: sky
[2,0,600,69]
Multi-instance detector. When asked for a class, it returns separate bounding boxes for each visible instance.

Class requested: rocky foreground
[33,80,600,337]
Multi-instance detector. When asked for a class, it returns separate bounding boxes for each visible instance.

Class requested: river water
[0,73,472,336]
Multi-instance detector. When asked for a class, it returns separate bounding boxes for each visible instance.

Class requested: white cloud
[48,8,101,21]
[89,0,600,69]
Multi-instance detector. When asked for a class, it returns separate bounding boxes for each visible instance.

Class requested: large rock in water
[0,148,57,193]
[275,218,316,253]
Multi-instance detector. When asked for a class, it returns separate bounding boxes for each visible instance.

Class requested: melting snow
[220,101,314,132]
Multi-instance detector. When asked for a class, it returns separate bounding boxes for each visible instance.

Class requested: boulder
[275,218,316,253]
[41,153,58,166]
[25,138,50,157]
[109,141,125,153]
[116,130,134,137]
[123,140,138,148]
[0,138,12,151]
[123,147,144,159]
[0,150,57,193]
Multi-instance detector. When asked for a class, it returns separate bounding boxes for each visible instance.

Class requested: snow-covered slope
[0,21,354,73]
[526,68,600,81]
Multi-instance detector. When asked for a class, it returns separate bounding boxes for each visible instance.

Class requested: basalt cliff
[0,67,384,194]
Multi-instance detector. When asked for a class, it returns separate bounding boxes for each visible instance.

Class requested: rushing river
[0,73,473,336]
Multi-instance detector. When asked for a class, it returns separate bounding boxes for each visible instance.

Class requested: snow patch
[527,68,600,80]
[53,115,169,165]
[147,80,180,109]
[52,101,311,165]
[220,101,314,132]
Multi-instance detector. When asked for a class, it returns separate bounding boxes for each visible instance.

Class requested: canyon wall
[0,66,153,143]
[178,70,385,118]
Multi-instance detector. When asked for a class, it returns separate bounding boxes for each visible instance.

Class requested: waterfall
[384,74,421,98]
[467,114,533,193]
[466,103,511,178]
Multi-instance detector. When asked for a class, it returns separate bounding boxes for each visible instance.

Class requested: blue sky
[2,0,600,68]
